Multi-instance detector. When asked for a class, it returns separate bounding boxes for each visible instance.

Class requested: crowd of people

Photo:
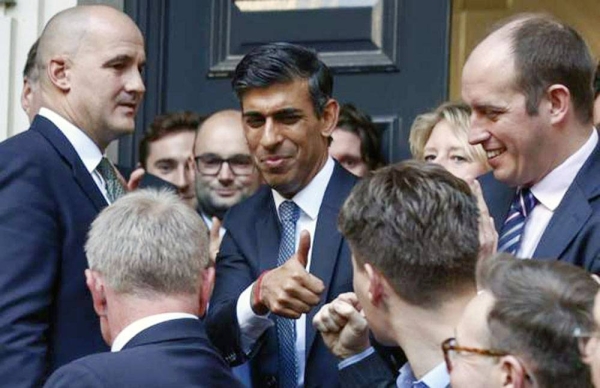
[1,4,600,388]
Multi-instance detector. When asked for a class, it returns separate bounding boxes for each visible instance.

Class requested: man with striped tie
[462,14,600,272]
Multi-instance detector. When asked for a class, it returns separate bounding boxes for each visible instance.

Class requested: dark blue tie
[276,200,300,388]
[498,188,537,255]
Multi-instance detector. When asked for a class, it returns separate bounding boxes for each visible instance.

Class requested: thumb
[127,168,145,191]
[295,230,311,269]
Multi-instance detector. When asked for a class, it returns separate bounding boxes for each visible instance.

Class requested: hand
[209,217,222,264]
[127,167,145,191]
[313,292,370,359]
[469,178,497,261]
[253,230,325,318]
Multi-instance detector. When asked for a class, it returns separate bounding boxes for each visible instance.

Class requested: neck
[107,293,200,345]
[389,291,475,378]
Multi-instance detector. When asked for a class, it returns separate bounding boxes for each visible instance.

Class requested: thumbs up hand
[251,230,325,318]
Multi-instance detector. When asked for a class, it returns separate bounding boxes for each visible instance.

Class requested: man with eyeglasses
[194,109,260,231]
[313,161,479,388]
[448,254,597,388]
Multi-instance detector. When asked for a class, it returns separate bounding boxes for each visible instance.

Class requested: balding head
[37,5,146,150]
[194,109,260,219]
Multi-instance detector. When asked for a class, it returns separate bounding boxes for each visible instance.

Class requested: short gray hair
[85,189,209,296]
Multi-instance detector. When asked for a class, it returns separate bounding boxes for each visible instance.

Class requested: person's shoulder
[44,356,106,387]
[225,184,271,219]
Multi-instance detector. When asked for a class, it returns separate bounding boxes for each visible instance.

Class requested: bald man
[0,5,146,387]
[194,109,261,229]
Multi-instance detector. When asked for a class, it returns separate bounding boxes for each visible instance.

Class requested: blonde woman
[410,102,490,180]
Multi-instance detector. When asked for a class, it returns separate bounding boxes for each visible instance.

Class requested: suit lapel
[479,172,514,232]
[305,164,356,358]
[32,116,108,211]
[256,188,280,273]
[534,183,591,260]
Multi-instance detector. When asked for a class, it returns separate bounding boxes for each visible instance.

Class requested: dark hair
[499,15,595,124]
[478,254,597,387]
[232,42,333,118]
[336,103,386,170]
[139,111,203,169]
[338,160,479,308]
[23,39,39,81]
[594,61,600,98]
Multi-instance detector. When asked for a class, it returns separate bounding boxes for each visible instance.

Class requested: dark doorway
[122,0,451,168]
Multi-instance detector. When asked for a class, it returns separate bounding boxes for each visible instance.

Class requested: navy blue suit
[0,116,110,387]
[43,318,243,388]
[480,139,600,272]
[206,163,358,387]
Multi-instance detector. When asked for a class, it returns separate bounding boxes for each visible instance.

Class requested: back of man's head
[493,14,595,124]
[232,42,333,118]
[478,254,597,387]
[338,160,479,308]
[85,189,209,298]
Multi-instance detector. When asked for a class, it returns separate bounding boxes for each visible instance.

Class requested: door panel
[122,0,451,168]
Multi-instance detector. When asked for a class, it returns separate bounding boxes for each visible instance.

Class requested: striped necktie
[96,157,126,203]
[498,188,537,255]
[276,200,300,388]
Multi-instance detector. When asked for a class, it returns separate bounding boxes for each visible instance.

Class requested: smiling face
[194,110,260,219]
[146,130,197,208]
[423,119,488,180]
[462,38,554,187]
[66,12,146,150]
[241,79,337,198]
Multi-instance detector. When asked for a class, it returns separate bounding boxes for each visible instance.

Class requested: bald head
[36,5,146,150]
[194,109,260,219]
[466,14,594,124]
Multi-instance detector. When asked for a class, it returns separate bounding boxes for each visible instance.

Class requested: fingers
[127,168,145,191]
[295,230,311,268]
[313,299,352,333]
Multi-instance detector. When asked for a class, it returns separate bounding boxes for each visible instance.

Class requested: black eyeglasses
[194,154,254,176]
[441,337,508,372]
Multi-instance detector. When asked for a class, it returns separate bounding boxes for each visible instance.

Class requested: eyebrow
[102,54,145,68]
[243,107,303,118]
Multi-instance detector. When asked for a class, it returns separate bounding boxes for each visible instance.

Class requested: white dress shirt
[111,313,198,352]
[236,156,335,387]
[518,129,598,258]
[38,108,113,203]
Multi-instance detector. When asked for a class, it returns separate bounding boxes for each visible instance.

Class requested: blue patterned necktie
[498,188,538,255]
[96,157,126,203]
[276,200,300,388]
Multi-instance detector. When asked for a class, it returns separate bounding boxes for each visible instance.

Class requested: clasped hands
[251,230,325,317]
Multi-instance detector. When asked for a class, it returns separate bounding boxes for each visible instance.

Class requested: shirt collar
[111,313,198,352]
[272,156,335,220]
[530,129,597,211]
[397,362,449,388]
[38,107,103,174]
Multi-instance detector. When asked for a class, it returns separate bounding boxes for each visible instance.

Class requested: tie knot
[279,200,300,223]
[96,157,114,177]
[518,187,537,217]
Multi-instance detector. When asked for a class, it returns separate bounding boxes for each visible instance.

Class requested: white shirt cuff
[338,346,375,370]
[236,282,274,354]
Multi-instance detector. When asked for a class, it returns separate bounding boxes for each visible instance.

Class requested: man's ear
[545,84,570,126]
[85,269,107,318]
[319,98,340,138]
[365,263,384,307]
[198,266,215,317]
[47,55,71,92]
[499,355,528,388]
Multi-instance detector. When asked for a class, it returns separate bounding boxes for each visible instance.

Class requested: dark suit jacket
[339,352,396,388]
[206,162,358,388]
[0,116,110,387]
[480,138,600,273]
[43,318,243,388]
